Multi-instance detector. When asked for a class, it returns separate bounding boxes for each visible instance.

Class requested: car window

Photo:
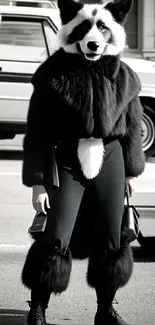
[43,19,58,56]
[0,16,56,63]
[0,1,57,8]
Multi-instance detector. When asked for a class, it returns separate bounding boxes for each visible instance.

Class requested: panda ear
[57,0,84,25]
[104,0,133,24]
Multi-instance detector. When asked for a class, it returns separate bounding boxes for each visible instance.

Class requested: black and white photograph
[0,1,155,325]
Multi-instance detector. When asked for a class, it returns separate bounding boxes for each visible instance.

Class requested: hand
[125,177,135,197]
[32,185,50,214]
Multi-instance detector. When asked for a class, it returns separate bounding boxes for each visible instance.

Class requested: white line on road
[0,314,26,317]
[0,244,30,248]
[0,244,31,252]
[0,172,21,176]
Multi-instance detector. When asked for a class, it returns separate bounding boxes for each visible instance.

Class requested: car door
[0,14,57,133]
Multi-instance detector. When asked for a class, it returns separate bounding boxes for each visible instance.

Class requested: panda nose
[87,41,99,51]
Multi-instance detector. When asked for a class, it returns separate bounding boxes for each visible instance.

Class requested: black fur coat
[22,48,145,188]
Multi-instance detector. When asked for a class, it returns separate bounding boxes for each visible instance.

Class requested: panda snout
[87,41,99,51]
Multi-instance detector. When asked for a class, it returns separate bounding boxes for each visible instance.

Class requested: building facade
[86,0,155,60]
[125,0,155,60]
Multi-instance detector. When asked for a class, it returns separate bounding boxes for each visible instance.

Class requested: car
[0,0,58,8]
[122,57,155,159]
[0,1,155,159]
[0,0,60,139]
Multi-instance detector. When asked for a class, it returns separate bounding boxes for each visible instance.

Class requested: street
[0,153,155,325]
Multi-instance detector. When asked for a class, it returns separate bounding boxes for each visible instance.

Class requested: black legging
[41,140,125,253]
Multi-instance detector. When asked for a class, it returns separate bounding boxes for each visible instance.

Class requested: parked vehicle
[0,1,155,159]
[0,1,60,138]
[0,0,58,8]
[122,58,155,159]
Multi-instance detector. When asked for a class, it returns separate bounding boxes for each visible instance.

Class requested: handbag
[121,190,140,243]
[28,212,48,234]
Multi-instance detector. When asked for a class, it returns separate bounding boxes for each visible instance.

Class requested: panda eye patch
[97,21,108,33]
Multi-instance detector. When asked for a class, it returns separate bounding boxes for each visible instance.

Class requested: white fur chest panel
[77,137,105,179]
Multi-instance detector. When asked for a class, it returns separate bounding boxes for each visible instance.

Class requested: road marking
[0,314,26,317]
[0,172,21,176]
[0,244,30,248]
[0,244,31,252]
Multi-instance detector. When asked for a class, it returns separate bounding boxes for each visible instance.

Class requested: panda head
[57,0,133,61]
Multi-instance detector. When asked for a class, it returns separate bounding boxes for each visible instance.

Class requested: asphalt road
[0,153,155,325]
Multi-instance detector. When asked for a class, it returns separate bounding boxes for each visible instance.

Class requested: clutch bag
[121,191,140,243]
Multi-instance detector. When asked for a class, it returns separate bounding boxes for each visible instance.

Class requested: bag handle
[125,188,130,206]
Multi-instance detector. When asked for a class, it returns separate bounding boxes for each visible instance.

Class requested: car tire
[141,103,155,159]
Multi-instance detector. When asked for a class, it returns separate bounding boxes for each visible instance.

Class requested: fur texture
[57,0,84,25]
[77,138,105,179]
[22,0,143,186]
[57,0,129,59]
[119,95,145,177]
[105,0,133,24]
[87,243,133,291]
[22,50,145,187]
[22,241,72,294]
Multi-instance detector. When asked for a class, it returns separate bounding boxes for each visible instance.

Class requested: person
[21,0,145,324]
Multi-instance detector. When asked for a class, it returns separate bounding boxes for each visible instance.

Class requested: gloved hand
[32,185,50,214]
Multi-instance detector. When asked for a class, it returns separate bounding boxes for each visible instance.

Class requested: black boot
[27,301,47,325]
[87,244,133,325]
[26,285,51,325]
[22,242,72,325]
[94,286,131,325]
[94,304,131,325]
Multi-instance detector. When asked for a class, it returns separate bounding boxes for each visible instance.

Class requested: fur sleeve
[120,95,145,177]
[22,90,51,187]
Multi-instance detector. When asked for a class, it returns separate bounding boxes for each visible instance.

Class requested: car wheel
[141,104,155,159]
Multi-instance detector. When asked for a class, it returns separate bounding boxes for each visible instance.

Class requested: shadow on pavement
[0,309,58,325]
[132,240,155,262]
[0,151,23,160]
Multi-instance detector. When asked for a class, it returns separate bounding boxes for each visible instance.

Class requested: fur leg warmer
[21,241,72,294]
[87,243,133,292]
